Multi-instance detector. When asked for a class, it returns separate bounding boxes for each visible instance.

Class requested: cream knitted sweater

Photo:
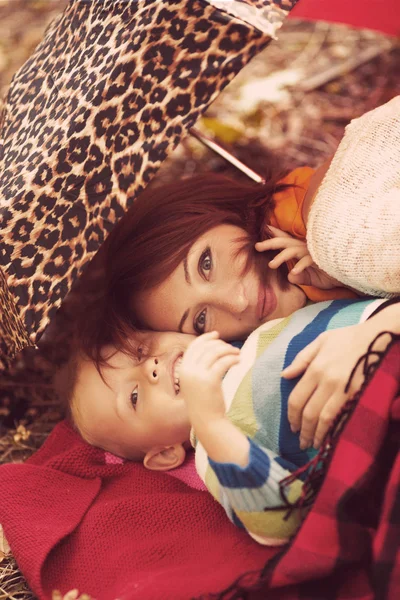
[307,96,400,297]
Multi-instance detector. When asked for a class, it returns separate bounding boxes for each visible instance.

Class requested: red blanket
[1,342,399,599]
[290,0,400,37]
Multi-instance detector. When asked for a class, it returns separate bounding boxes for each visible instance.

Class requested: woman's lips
[257,284,277,321]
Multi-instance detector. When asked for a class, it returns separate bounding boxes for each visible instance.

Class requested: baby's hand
[256,226,341,290]
[179,331,240,423]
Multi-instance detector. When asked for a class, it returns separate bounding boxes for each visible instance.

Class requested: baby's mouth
[173,355,183,395]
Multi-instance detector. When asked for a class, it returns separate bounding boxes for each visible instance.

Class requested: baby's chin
[106,442,145,462]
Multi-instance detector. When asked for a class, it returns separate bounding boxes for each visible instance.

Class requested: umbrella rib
[189,127,265,184]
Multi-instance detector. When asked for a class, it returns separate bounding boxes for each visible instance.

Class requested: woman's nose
[234,285,248,312]
[215,284,248,313]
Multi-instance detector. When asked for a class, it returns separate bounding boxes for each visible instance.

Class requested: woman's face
[133,224,306,340]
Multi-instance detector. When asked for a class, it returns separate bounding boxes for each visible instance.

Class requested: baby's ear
[143,444,186,471]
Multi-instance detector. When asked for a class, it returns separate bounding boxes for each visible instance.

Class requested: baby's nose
[148,357,159,382]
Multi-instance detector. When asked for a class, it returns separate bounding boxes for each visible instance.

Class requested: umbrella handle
[189,127,265,184]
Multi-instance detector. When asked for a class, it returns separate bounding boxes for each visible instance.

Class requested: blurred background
[1,0,399,183]
[0,1,399,597]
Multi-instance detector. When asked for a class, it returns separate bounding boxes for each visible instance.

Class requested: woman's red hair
[78,169,292,365]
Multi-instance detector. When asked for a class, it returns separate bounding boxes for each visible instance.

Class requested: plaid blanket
[0,339,399,599]
[218,338,400,600]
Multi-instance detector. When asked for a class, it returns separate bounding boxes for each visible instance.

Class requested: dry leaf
[0,523,11,562]
[201,117,243,144]
[52,589,92,600]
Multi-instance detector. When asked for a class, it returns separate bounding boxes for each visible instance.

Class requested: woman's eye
[194,309,207,334]
[199,248,212,280]
[130,388,139,408]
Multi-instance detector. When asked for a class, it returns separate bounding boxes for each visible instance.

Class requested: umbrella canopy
[0,0,298,367]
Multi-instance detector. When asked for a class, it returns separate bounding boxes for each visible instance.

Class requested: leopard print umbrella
[0,0,297,367]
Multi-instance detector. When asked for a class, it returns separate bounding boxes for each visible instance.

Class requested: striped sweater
[192,299,384,545]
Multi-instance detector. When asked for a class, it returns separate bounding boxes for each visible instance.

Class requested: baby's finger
[267,225,294,238]
[188,330,219,347]
[183,332,221,366]
[211,353,241,380]
[187,331,220,353]
[255,237,302,253]
[269,246,308,269]
[199,340,240,367]
[290,254,314,275]
[195,331,220,343]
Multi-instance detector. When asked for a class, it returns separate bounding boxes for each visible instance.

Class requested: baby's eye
[130,387,139,408]
[194,309,207,335]
[198,248,212,280]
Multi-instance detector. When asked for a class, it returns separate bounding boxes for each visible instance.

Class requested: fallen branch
[297,41,393,93]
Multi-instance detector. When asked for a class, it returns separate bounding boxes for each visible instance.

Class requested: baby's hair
[55,344,111,428]
[74,290,152,372]
[55,341,147,463]
[53,351,80,428]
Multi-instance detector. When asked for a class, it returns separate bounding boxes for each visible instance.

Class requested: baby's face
[73,331,196,459]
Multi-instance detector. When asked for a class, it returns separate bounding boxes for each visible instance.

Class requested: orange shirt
[271,167,357,302]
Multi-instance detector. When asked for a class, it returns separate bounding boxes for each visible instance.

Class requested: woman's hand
[281,311,396,450]
[255,226,342,290]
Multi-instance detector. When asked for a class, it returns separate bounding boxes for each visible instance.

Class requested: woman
[102,163,353,344]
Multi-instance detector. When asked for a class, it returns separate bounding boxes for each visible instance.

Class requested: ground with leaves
[0,1,399,598]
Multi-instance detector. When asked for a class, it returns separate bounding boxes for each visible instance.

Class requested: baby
[69,297,387,546]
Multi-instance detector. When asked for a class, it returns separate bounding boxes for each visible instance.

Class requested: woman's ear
[143,444,186,471]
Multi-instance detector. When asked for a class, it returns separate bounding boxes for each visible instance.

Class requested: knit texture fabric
[272,167,357,302]
[194,298,384,545]
[307,95,400,297]
[1,328,400,599]
[0,422,277,600]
